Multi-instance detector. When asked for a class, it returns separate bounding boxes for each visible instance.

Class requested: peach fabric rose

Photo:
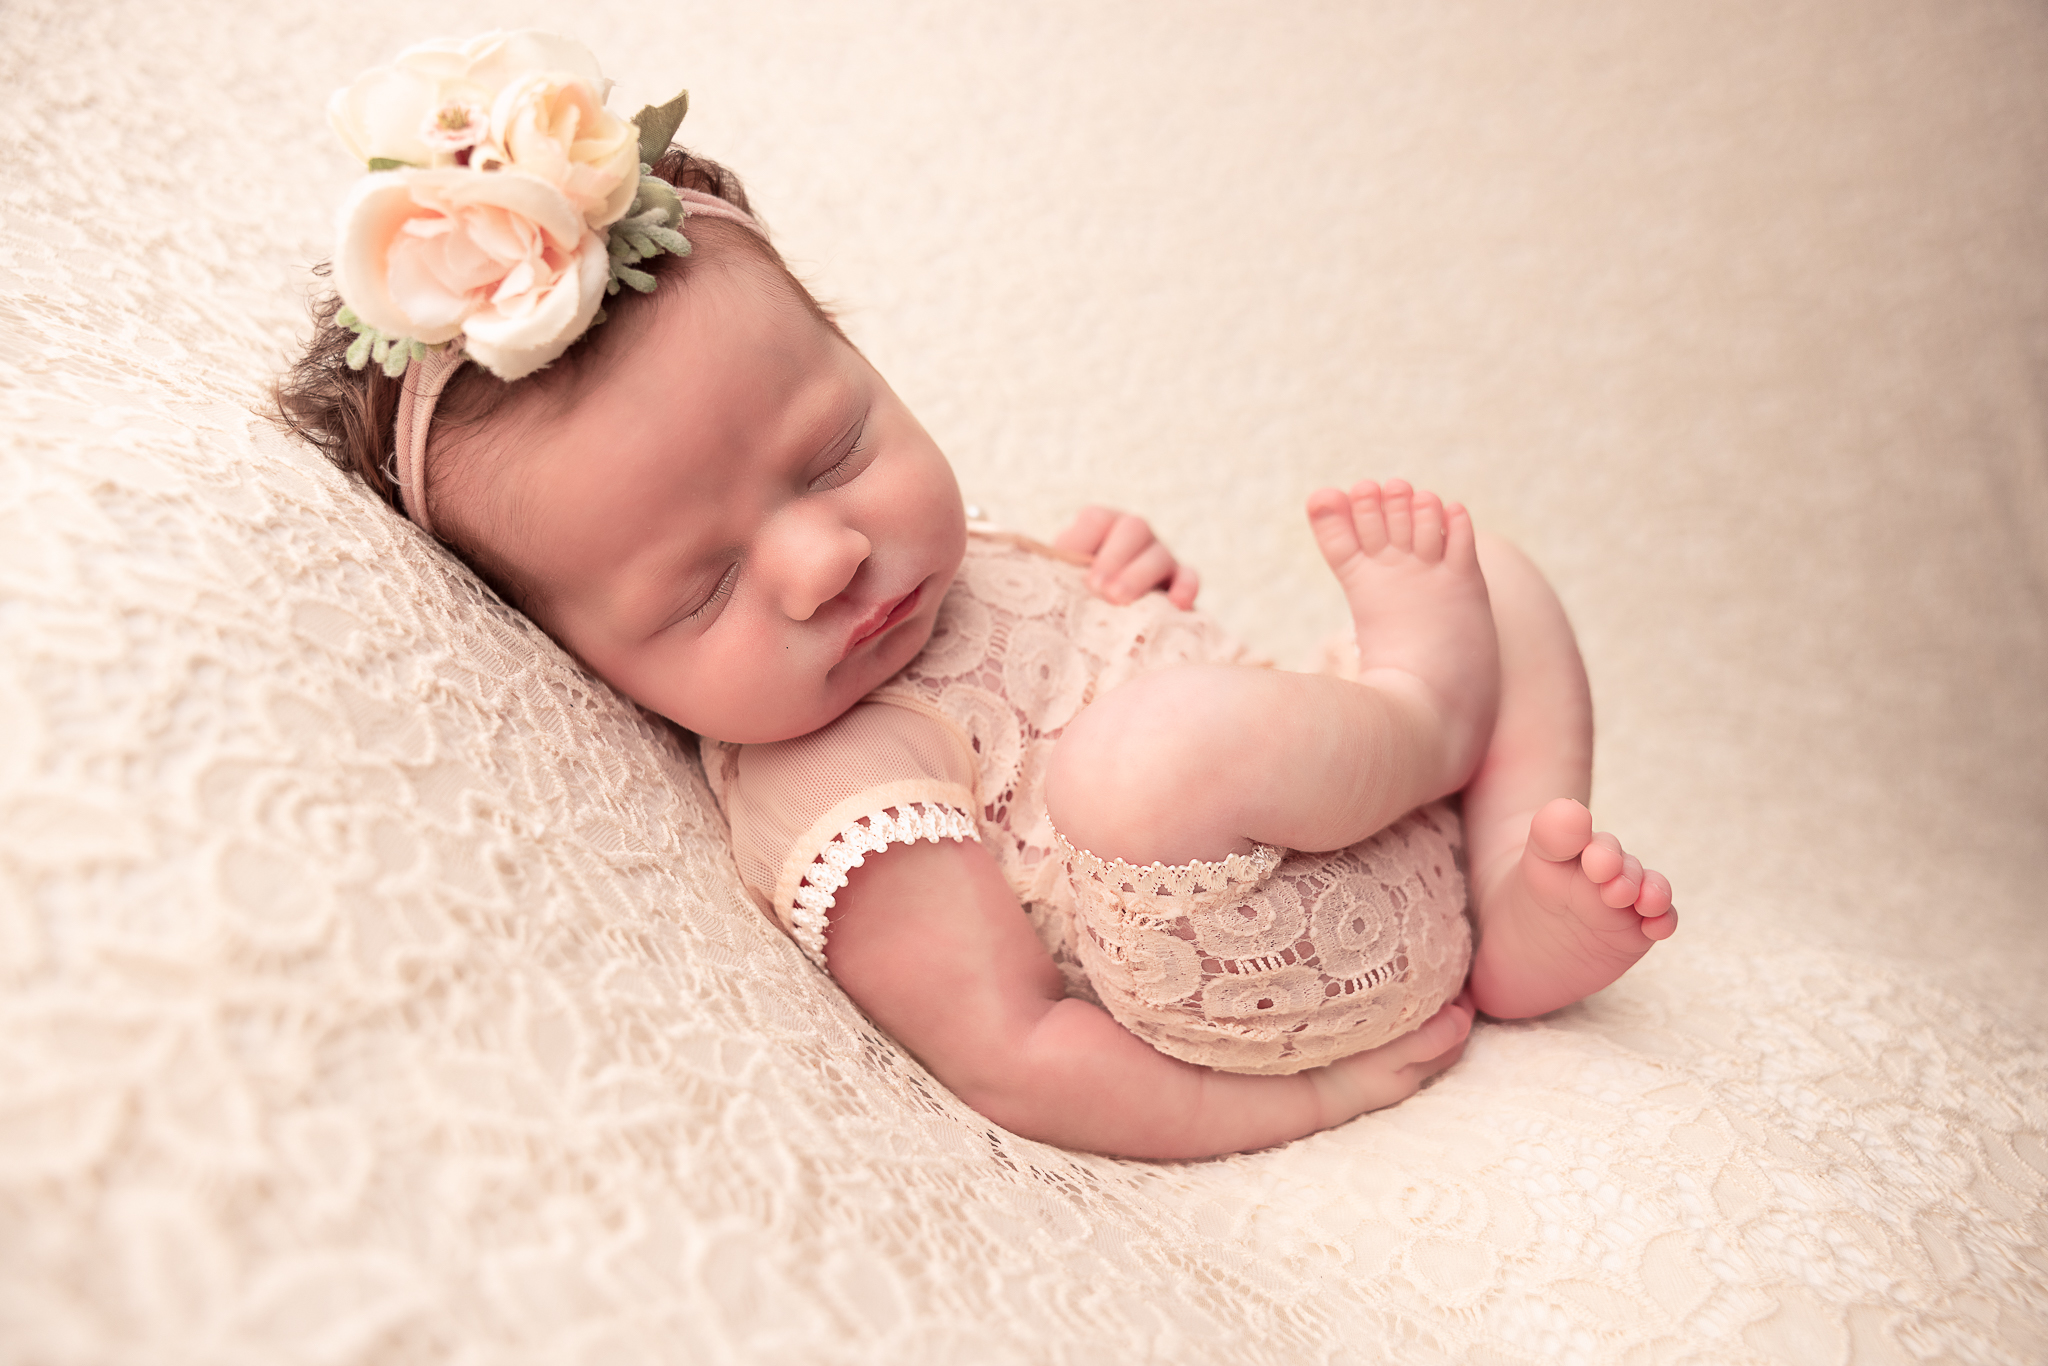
[483,72,638,228]
[335,168,607,381]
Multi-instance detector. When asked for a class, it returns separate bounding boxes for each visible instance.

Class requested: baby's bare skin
[1310,479,1674,1018]
[1047,478,1675,1027]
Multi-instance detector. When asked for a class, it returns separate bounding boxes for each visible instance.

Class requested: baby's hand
[1053,505,1200,608]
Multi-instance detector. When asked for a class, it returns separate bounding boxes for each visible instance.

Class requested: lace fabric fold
[1053,804,1470,1075]
[790,802,980,965]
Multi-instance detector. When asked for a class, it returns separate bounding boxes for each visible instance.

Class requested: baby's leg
[1461,534,1675,1019]
[1044,482,1500,866]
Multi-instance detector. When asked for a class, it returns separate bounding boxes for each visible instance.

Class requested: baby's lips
[839,584,921,660]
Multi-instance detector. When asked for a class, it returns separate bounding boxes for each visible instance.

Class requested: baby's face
[455,258,966,743]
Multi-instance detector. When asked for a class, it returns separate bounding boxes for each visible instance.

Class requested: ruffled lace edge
[791,803,981,967]
[1050,827,1285,913]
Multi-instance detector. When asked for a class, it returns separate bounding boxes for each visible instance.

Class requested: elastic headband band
[390,188,767,535]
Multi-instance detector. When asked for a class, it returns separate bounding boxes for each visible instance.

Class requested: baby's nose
[771,510,872,622]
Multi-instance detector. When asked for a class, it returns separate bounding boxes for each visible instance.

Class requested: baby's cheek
[677,632,837,745]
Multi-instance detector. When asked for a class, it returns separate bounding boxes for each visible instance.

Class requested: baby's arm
[824,834,1473,1159]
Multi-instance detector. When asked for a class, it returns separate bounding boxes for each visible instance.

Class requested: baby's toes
[1591,851,1642,908]
[1412,491,1447,564]
[1308,489,1364,568]
[1635,870,1674,921]
[1578,831,1624,884]
[1381,479,1415,550]
[1637,872,1678,941]
[1348,480,1392,555]
[1527,797,1594,864]
[1444,502,1479,568]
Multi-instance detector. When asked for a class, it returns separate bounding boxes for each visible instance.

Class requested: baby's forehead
[522,243,847,438]
[512,264,860,522]
[664,223,839,334]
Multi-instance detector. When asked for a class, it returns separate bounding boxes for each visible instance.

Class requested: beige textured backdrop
[5,3,2047,1360]
[259,0,2048,1025]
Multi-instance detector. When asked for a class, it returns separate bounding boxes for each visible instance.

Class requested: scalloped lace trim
[1052,829,1286,920]
[791,803,981,966]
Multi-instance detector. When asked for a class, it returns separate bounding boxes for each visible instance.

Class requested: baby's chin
[690,620,939,744]
[820,608,939,715]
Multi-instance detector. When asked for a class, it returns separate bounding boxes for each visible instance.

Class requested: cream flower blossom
[327,29,668,379]
[327,30,633,227]
[334,167,608,381]
[419,100,490,155]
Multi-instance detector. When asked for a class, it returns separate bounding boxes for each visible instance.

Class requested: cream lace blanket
[3,3,2044,1361]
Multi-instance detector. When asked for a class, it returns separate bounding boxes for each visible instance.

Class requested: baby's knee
[1044,665,1268,865]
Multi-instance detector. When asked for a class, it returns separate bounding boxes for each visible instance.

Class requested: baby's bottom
[1051,802,1471,1075]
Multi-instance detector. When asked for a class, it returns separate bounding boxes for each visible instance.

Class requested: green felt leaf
[634,175,683,226]
[641,223,689,254]
[366,157,418,172]
[631,90,689,167]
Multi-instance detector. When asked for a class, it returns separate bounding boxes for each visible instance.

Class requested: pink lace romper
[701,529,1472,1075]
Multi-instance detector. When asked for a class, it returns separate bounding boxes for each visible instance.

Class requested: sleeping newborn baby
[281,29,1676,1159]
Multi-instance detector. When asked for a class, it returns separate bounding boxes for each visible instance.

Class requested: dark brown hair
[272,148,838,567]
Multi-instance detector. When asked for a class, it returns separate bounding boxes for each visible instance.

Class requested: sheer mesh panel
[702,700,977,929]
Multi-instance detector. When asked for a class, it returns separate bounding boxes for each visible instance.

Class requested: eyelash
[682,562,737,623]
[809,426,870,491]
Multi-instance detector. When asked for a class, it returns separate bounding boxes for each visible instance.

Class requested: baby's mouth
[842,583,923,660]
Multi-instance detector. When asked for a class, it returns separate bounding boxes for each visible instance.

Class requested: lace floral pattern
[1056,803,1470,1074]
[791,802,979,965]
[870,534,1471,1073]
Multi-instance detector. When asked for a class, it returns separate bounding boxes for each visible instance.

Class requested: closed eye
[808,420,874,492]
[677,562,738,626]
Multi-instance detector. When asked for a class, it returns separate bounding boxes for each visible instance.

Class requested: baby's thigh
[1042,663,1278,865]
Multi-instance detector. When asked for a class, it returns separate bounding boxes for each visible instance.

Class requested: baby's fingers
[1099,541,1178,604]
[1393,989,1475,1066]
[1053,504,1119,557]
[1090,514,1162,596]
[1319,992,1473,1117]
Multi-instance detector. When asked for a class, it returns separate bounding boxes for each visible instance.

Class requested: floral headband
[326,30,763,532]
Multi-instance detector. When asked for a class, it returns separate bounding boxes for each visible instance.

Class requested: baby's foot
[1307,479,1501,786]
[1467,798,1677,1019]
